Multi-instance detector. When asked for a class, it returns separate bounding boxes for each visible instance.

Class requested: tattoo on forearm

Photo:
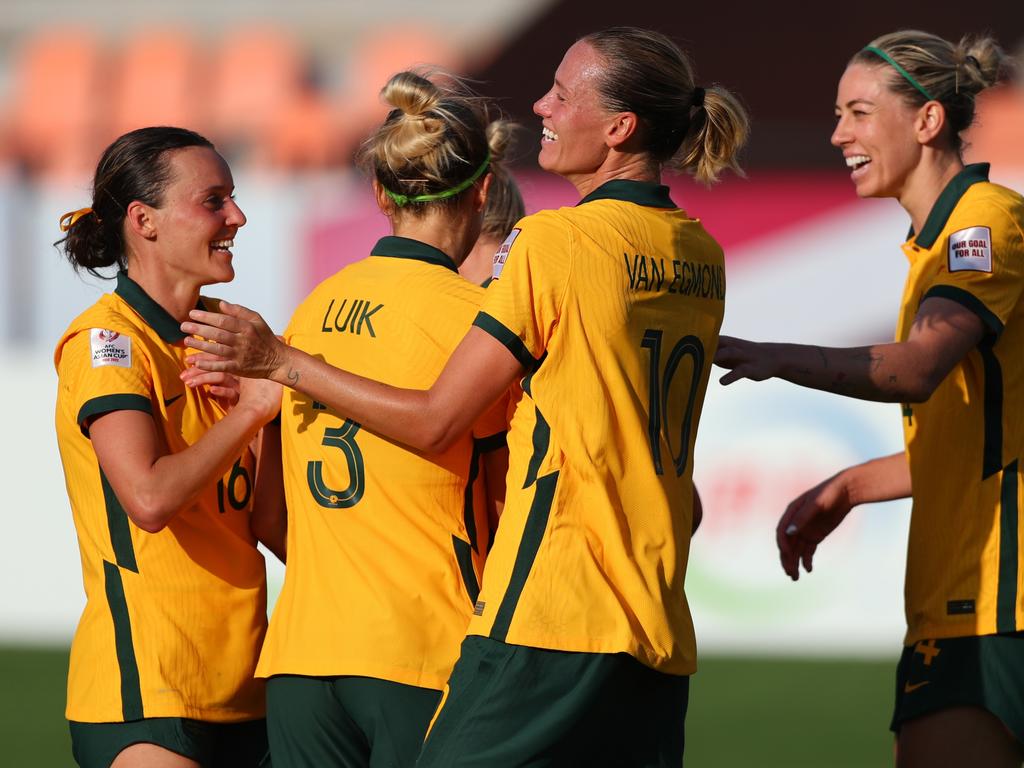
[814,346,828,369]
[286,368,300,386]
[852,351,884,372]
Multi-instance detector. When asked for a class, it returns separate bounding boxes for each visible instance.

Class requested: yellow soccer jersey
[467,179,725,675]
[54,272,267,723]
[257,237,508,690]
[897,163,1024,644]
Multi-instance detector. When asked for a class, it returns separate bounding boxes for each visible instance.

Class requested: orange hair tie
[59,207,96,232]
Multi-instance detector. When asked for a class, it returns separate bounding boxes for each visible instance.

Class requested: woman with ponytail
[184,28,748,765]
[54,127,282,767]
[715,30,1024,766]
[244,71,512,768]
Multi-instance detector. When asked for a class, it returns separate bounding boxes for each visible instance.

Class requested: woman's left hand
[714,336,778,385]
[181,301,288,381]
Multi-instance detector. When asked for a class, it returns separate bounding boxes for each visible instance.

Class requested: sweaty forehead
[556,41,606,93]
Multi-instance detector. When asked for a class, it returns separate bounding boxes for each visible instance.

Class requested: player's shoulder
[949,183,1024,249]
[54,294,152,369]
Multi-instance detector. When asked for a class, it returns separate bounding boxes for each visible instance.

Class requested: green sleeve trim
[475,431,508,453]
[922,285,1004,337]
[77,394,152,437]
[473,312,538,371]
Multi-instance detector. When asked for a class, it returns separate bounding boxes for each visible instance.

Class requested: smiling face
[532,40,616,183]
[147,146,246,286]
[831,62,925,199]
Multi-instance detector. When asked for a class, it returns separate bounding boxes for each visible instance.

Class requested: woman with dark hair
[715,30,1024,767]
[54,126,281,768]
[184,27,747,766]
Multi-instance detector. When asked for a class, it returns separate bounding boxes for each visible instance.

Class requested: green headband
[862,46,934,101]
[384,152,491,207]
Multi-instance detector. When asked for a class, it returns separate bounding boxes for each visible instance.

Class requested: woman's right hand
[181,301,289,381]
[776,472,853,581]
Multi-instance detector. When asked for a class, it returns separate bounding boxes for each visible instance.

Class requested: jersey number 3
[641,329,705,477]
[307,419,366,508]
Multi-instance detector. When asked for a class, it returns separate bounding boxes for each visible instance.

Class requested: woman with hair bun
[715,29,1024,766]
[54,126,282,767]
[185,27,748,765]
[244,71,512,768]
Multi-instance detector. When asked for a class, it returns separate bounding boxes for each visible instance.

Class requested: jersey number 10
[640,329,705,477]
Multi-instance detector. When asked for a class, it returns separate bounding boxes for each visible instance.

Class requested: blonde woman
[715,30,1024,767]
[223,72,512,768]
[184,27,748,766]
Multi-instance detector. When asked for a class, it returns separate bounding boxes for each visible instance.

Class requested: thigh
[332,677,442,768]
[892,633,1024,766]
[897,707,1024,768]
[417,636,689,768]
[70,719,200,768]
[266,675,369,768]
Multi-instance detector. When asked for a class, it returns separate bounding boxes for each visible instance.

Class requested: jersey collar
[371,236,458,273]
[911,163,990,248]
[114,271,188,343]
[577,179,676,209]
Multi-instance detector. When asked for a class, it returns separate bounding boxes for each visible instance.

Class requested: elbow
[898,371,943,404]
[419,424,460,454]
[123,493,173,534]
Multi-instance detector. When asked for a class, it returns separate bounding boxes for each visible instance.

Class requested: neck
[568,153,660,199]
[124,258,202,323]
[392,211,476,267]
[899,150,965,235]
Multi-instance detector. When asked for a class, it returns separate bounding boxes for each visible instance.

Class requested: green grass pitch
[0,646,893,766]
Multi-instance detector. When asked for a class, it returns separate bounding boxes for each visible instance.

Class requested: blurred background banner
[0,1,1020,764]
[0,0,1021,653]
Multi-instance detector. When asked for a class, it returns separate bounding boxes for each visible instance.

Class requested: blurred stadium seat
[207,25,307,161]
[6,27,106,177]
[110,28,206,140]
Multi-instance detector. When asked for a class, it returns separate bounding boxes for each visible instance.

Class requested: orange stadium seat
[7,27,107,177]
[109,28,206,140]
[207,25,305,158]
[334,26,460,156]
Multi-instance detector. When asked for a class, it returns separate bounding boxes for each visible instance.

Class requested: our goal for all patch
[948,226,992,273]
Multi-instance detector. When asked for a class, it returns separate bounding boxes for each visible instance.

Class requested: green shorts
[891,632,1024,743]
[68,717,268,768]
[416,635,690,768]
[265,675,442,768]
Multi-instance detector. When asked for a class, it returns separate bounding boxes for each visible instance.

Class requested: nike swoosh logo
[163,394,184,408]
[904,681,929,693]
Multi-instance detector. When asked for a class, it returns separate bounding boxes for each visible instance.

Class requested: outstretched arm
[715,296,985,402]
[777,451,911,580]
[182,302,526,454]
